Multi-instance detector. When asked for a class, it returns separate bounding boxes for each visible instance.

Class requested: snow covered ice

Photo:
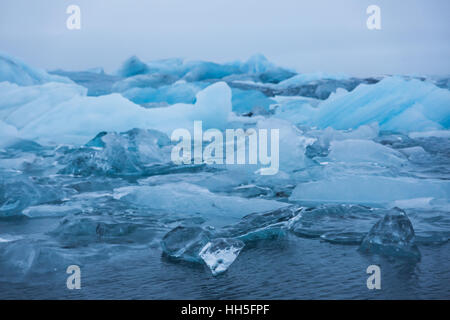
[0,52,449,298]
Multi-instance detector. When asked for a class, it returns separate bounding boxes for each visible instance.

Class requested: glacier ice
[115,54,295,84]
[277,72,350,87]
[0,240,79,281]
[117,56,150,78]
[289,204,377,244]
[160,206,300,272]
[327,139,406,166]
[50,69,120,96]
[219,206,302,242]
[0,52,72,86]
[117,80,203,106]
[0,120,19,148]
[58,128,172,176]
[161,226,211,263]
[0,51,450,287]
[114,183,288,227]
[0,81,232,145]
[289,176,450,206]
[311,77,450,132]
[0,173,71,217]
[49,215,148,247]
[359,208,421,260]
[231,88,275,114]
[199,238,245,276]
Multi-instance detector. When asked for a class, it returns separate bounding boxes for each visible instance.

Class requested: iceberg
[277,72,350,87]
[161,226,211,263]
[116,54,295,84]
[311,77,450,132]
[199,238,245,276]
[231,88,275,114]
[0,52,72,86]
[50,69,120,96]
[161,206,299,272]
[117,56,150,78]
[118,81,203,106]
[58,128,172,176]
[0,81,232,145]
[359,208,421,260]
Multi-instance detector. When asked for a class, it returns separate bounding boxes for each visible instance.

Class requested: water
[0,231,448,299]
[0,134,449,299]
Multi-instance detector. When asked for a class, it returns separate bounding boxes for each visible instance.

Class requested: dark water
[1,231,449,299]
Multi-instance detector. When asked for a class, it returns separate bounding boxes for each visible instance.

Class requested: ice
[409,130,450,139]
[50,69,120,96]
[231,88,275,114]
[22,203,82,218]
[114,183,288,226]
[0,240,78,281]
[118,81,203,106]
[49,215,148,247]
[0,81,86,131]
[0,120,19,147]
[116,54,295,84]
[304,124,380,158]
[0,173,71,217]
[312,77,450,132]
[160,206,299,270]
[327,139,406,166]
[278,72,350,87]
[270,75,380,100]
[434,76,450,90]
[112,73,179,92]
[199,238,245,275]
[58,128,172,176]
[255,118,315,173]
[289,176,450,206]
[117,56,150,78]
[235,54,296,83]
[359,208,421,259]
[272,97,318,125]
[0,52,71,86]
[398,146,429,163]
[219,206,302,242]
[290,204,378,244]
[1,52,450,287]
[0,81,232,145]
[161,226,211,263]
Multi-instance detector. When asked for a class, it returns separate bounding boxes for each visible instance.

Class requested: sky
[1,0,449,76]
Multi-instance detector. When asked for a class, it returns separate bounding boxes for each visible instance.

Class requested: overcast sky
[1,0,449,76]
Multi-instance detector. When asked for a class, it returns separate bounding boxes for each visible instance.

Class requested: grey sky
[1,0,449,76]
